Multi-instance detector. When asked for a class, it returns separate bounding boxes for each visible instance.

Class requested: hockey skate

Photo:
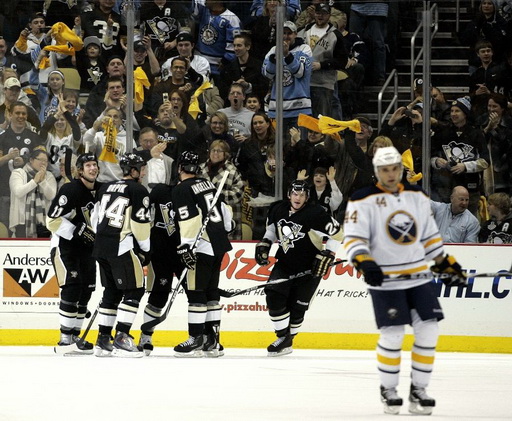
[267,334,293,357]
[94,333,114,357]
[54,333,93,355]
[174,335,204,358]
[202,333,224,358]
[112,332,144,358]
[138,333,154,356]
[380,386,403,415]
[408,385,435,415]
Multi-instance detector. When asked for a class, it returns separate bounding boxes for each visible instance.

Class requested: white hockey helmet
[372,146,403,180]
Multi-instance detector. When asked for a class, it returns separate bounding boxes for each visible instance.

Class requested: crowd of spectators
[0,0,511,244]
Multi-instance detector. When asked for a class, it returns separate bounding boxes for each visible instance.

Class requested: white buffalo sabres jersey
[344,183,445,290]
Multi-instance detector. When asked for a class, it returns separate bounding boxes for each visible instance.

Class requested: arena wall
[1,240,511,353]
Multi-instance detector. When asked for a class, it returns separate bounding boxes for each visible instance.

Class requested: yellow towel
[98,118,118,163]
[189,80,213,119]
[298,114,342,143]
[14,36,28,53]
[44,22,84,56]
[402,149,423,182]
[318,115,361,135]
[134,67,150,104]
[479,196,489,222]
[39,56,51,69]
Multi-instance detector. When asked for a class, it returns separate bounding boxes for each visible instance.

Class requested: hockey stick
[54,303,100,355]
[140,171,230,332]
[383,271,512,282]
[218,260,346,298]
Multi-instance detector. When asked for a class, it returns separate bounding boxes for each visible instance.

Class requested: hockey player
[255,180,344,357]
[92,153,151,358]
[138,182,184,356]
[343,146,467,415]
[47,153,101,354]
[172,151,233,357]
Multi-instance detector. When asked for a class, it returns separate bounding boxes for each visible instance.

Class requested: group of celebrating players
[46,145,468,416]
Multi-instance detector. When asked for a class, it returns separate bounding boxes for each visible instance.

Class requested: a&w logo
[3,267,59,298]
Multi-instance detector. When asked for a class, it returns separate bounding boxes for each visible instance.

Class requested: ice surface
[0,347,510,421]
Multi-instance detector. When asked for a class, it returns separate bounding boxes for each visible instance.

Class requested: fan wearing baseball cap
[160,32,211,81]
[298,4,348,120]
[431,95,490,214]
[262,20,313,133]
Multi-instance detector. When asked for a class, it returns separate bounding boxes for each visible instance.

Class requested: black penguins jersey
[172,177,232,256]
[46,178,101,249]
[265,201,344,273]
[479,213,512,244]
[150,183,180,252]
[93,179,151,257]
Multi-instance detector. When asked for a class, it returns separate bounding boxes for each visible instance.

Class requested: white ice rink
[0,347,510,421]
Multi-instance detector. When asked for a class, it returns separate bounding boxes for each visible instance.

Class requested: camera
[403,109,415,118]
[449,158,458,167]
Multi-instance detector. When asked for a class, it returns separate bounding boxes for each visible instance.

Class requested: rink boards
[0,240,511,353]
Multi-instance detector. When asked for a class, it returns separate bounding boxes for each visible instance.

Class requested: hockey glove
[312,250,335,278]
[431,254,467,287]
[352,254,384,287]
[177,244,197,270]
[73,222,95,247]
[255,238,272,266]
[137,249,151,267]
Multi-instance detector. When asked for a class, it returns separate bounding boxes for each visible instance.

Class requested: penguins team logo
[387,211,417,244]
[283,68,293,87]
[488,231,512,245]
[442,141,475,163]
[277,219,305,253]
[200,26,218,46]
[156,202,176,237]
[147,17,178,44]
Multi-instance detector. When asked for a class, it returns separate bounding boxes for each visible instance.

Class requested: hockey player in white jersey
[343,147,467,415]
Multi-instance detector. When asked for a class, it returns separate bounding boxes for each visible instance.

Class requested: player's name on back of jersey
[191,180,215,195]
[107,183,128,193]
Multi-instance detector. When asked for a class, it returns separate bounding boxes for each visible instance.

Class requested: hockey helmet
[76,152,98,170]
[287,179,310,199]
[119,152,147,176]
[372,146,403,180]
[178,150,199,174]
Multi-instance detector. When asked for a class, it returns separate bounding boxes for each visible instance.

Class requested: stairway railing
[410,2,438,100]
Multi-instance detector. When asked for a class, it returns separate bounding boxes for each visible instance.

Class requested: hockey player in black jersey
[172,151,233,357]
[92,153,151,358]
[137,182,185,355]
[255,180,344,357]
[47,153,100,355]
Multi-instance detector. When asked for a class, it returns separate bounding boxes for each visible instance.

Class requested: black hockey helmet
[119,152,146,176]
[76,152,98,170]
[178,150,199,174]
[287,179,310,199]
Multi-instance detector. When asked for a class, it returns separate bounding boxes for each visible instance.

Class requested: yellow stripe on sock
[412,351,435,364]
[377,353,401,366]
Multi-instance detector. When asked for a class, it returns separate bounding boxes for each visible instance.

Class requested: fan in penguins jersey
[343,146,467,416]
[172,151,233,358]
[137,181,185,356]
[255,179,344,357]
[47,153,101,354]
[92,153,151,358]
